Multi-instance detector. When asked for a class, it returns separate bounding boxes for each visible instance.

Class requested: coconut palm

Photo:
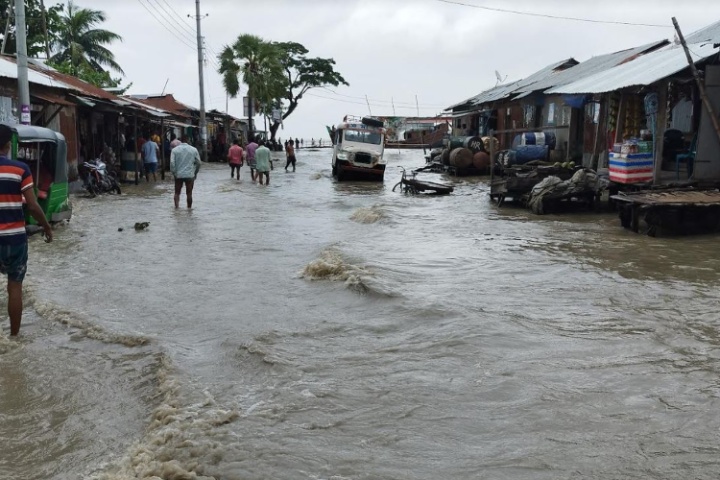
[219,34,285,135]
[50,1,123,76]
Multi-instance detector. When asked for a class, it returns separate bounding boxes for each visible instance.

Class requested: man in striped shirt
[0,124,53,336]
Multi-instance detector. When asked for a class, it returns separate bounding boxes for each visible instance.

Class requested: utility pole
[14,0,30,125]
[192,0,208,162]
[39,0,50,60]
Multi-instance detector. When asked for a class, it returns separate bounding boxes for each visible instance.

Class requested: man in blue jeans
[0,124,53,336]
[142,135,159,182]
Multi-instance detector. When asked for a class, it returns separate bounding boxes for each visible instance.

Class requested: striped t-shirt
[0,156,33,245]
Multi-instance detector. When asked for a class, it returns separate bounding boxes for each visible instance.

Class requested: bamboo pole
[673,17,720,146]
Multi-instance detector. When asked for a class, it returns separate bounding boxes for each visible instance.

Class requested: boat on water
[330,115,387,181]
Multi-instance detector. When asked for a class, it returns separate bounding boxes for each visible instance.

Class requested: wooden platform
[611,189,720,236]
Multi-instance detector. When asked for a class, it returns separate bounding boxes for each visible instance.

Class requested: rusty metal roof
[125,94,197,118]
[547,41,720,94]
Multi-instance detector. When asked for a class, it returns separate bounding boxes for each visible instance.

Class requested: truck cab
[331,115,386,181]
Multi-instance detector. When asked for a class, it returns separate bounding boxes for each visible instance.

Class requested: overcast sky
[93,0,714,139]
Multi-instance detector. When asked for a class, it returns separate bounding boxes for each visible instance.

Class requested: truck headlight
[337,151,349,160]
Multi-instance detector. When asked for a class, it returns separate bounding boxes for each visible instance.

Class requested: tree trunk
[270,121,280,141]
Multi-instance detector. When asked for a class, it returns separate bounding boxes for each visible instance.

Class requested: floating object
[134,222,150,231]
[118,227,124,232]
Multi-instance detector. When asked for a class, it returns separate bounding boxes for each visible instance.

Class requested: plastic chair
[676,134,697,179]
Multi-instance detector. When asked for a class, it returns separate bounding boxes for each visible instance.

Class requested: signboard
[243,97,261,117]
[20,104,30,125]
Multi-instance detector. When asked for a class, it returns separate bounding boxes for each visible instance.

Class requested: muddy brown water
[1,149,720,480]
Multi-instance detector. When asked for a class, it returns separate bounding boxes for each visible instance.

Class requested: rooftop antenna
[160,78,170,96]
[495,70,507,86]
[365,94,372,116]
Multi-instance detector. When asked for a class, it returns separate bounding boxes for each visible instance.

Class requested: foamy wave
[88,354,241,480]
[0,333,21,354]
[310,172,323,180]
[32,301,150,347]
[300,248,372,293]
[350,205,385,224]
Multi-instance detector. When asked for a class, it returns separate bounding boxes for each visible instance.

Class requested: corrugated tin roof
[547,41,719,94]
[0,55,75,90]
[513,40,668,98]
[126,94,197,118]
[685,19,720,44]
[446,58,576,110]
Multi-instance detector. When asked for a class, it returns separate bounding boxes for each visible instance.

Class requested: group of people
[226,136,299,186]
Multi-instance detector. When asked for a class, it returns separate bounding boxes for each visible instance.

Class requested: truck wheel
[336,164,345,181]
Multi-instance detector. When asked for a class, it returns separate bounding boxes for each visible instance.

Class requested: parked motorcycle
[81,158,121,196]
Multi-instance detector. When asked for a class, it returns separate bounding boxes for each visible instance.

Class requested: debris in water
[118,227,124,232]
[134,222,150,231]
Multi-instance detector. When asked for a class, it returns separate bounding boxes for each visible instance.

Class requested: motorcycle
[81,158,121,196]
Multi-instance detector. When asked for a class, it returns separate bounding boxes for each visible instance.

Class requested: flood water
[2,148,720,480]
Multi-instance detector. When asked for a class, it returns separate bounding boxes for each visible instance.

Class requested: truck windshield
[344,129,382,145]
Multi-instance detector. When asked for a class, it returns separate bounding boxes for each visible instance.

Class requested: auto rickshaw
[2,123,72,224]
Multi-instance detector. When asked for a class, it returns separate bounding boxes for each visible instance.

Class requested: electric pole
[192,0,208,162]
[14,0,30,125]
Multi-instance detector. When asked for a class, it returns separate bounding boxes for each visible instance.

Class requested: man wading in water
[170,137,201,208]
[0,124,53,336]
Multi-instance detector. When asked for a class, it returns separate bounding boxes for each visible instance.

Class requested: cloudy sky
[93,0,713,139]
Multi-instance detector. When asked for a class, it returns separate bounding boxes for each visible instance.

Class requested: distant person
[0,124,53,336]
[227,139,244,180]
[141,135,159,182]
[136,134,147,152]
[300,138,304,148]
[295,138,299,149]
[170,136,201,209]
[254,140,272,185]
[311,138,315,147]
[285,139,296,172]
[245,136,259,182]
[150,130,161,147]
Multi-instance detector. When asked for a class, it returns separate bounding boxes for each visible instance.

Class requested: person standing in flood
[285,139,296,172]
[245,136,259,182]
[170,137,201,209]
[141,135,159,182]
[227,139,244,180]
[254,140,271,186]
[0,124,53,336]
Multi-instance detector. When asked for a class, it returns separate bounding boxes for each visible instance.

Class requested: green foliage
[218,35,348,139]
[49,0,123,75]
[0,0,64,57]
[48,59,130,92]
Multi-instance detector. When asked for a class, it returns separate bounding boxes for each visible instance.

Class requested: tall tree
[0,0,63,58]
[49,0,123,76]
[219,33,285,138]
[219,36,348,141]
[270,41,348,139]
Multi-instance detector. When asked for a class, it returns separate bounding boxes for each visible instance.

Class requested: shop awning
[31,91,73,106]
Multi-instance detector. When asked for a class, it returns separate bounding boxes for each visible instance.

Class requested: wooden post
[134,115,139,185]
[653,80,668,185]
[673,17,720,147]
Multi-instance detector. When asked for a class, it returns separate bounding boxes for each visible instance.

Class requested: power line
[144,0,198,45]
[158,0,198,37]
[434,0,671,28]
[136,0,195,50]
[306,92,443,112]
[320,87,449,108]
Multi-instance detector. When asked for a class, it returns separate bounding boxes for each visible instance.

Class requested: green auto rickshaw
[3,123,72,224]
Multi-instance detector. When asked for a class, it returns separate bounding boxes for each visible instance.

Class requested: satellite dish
[495,70,507,86]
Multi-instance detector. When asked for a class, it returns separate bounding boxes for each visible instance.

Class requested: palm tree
[219,34,284,138]
[50,1,123,76]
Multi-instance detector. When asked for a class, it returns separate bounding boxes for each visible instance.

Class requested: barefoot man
[170,136,201,209]
[0,124,53,336]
